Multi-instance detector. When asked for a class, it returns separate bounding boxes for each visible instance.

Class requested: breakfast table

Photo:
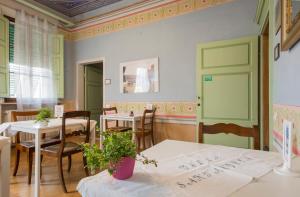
[0,136,10,197]
[77,140,300,197]
[99,113,143,147]
[0,118,97,197]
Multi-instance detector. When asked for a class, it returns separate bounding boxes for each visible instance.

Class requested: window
[8,21,16,97]
[7,20,56,99]
[4,15,64,99]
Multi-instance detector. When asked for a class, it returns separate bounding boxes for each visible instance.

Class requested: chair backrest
[103,107,119,128]
[59,111,91,155]
[198,122,260,150]
[141,108,156,133]
[11,111,39,142]
[11,111,39,122]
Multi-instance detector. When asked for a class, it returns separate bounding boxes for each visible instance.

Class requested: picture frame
[275,0,281,35]
[120,58,159,94]
[274,43,281,61]
[281,0,300,50]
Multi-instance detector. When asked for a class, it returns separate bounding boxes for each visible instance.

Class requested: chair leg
[82,155,89,176]
[27,150,33,185]
[67,155,72,172]
[136,137,141,153]
[58,157,68,193]
[13,149,20,176]
[151,133,155,146]
[142,136,146,151]
[40,155,43,178]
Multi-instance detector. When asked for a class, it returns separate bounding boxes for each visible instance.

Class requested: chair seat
[17,138,61,149]
[135,128,151,137]
[107,126,131,132]
[41,142,81,156]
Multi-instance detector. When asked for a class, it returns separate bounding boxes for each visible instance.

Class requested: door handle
[197,103,201,107]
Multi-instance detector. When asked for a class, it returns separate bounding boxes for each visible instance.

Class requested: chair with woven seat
[103,107,131,132]
[41,111,90,193]
[135,108,156,153]
[198,122,260,150]
[12,111,61,184]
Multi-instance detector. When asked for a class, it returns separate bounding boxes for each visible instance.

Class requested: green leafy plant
[81,143,102,174]
[35,108,52,122]
[82,131,157,175]
[95,125,101,138]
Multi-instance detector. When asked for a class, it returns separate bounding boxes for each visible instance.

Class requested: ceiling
[33,0,123,17]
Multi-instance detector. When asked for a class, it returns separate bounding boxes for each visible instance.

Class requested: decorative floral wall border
[59,0,234,41]
[273,104,300,155]
[61,100,197,119]
[106,101,196,119]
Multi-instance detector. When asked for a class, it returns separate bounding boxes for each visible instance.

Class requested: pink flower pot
[112,157,135,180]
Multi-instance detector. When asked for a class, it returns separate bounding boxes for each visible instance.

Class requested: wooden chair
[135,108,156,153]
[11,111,61,184]
[41,111,90,193]
[103,107,131,132]
[198,122,260,150]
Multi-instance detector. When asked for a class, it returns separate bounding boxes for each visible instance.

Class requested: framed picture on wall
[120,58,159,94]
[275,0,281,35]
[274,43,280,61]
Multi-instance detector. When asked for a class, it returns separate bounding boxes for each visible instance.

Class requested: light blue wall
[65,0,259,101]
[273,30,300,105]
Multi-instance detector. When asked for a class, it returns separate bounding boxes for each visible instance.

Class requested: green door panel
[0,16,9,97]
[203,73,250,120]
[85,65,103,121]
[202,43,249,68]
[197,36,258,149]
[52,34,64,98]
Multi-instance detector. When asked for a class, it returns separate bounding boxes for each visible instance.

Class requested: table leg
[91,126,95,145]
[132,120,136,142]
[34,131,41,197]
[100,117,104,149]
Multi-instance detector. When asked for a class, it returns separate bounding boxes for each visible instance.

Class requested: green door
[197,36,258,148]
[84,65,103,121]
[0,16,9,97]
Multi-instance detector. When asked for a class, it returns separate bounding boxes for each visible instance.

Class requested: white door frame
[76,57,106,110]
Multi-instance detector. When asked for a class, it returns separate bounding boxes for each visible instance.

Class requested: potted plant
[82,131,157,179]
[35,108,52,127]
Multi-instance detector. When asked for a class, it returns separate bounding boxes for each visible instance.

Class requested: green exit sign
[204,75,213,81]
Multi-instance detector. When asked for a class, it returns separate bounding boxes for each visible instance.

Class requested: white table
[0,136,10,197]
[77,140,300,197]
[99,113,142,147]
[0,118,97,197]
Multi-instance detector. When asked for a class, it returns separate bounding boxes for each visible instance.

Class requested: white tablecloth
[0,118,97,137]
[0,136,10,197]
[77,140,291,197]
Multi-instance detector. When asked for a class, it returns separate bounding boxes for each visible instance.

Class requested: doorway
[76,58,105,122]
[261,18,270,151]
[84,62,103,121]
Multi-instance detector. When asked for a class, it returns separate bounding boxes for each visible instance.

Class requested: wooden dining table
[77,140,300,197]
[0,118,97,197]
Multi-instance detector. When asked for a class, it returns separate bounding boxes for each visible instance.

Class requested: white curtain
[14,11,57,110]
